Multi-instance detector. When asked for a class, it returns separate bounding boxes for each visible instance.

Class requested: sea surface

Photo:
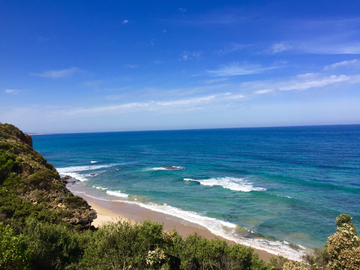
[32,125,360,259]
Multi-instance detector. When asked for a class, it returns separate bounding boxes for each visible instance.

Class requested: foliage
[268,255,289,270]
[326,217,360,270]
[23,218,92,270]
[0,222,32,270]
[63,196,88,209]
[79,220,172,269]
[0,123,95,231]
[302,247,329,270]
[281,261,307,270]
[174,233,268,270]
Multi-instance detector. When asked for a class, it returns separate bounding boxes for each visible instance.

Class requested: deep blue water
[32,125,360,258]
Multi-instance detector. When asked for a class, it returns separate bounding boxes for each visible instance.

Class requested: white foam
[110,198,304,261]
[92,186,108,190]
[57,163,120,174]
[184,177,266,192]
[69,186,305,261]
[106,190,129,198]
[90,161,98,164]
[150,166,185,171]
[62,172,89,182]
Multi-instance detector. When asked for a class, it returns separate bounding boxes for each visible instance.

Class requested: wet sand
[75,192,274,262]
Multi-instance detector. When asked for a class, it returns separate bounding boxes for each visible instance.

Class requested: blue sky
[1,0,360,133]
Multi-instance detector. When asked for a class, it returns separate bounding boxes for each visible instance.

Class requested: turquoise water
[32,125,360,259]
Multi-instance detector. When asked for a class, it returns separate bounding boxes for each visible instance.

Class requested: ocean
[32,125,360,259]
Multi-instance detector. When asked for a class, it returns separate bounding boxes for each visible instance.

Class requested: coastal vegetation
[1,123,359,269]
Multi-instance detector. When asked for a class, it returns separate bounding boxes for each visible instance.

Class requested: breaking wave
[184,177,266,192]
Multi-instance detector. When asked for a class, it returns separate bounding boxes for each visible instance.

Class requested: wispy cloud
[324,59,359,70]
[30,67,81,79]
[204,78,228,84]
[37,36,50,42]
[255,89,273,95]
[297,42,360,55]
[271,42,291,53]
[207,62,278,77]
[178,8,186,12]
[241,73,358,94]
[180,51,203,61]
[5,89,21,94]
[64,93,244,117]
[124,64,139,68]
[278,74,349,91]
[215,44,245,56]
[123,20,129,24]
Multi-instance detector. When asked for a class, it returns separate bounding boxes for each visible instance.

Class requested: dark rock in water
[0,123,96,230]
[90,173,96,176]
[61,175,79,184]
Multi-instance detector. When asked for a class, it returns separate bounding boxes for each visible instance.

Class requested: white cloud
[204,78,228,84]
[243,73,357,94]
[123,20,128,24]
[272,42,291,53]
[179,8,186,12]
[30,67,81,79]
[279,74,349,91]
[216,44,245,55]
[124,64,138,68]
[180,51,203,61]
[255,89,273,95]
[207,62,277,77]
[296,42,360,55]
[63,92,244,117]
[324,59,359,70]
[5,89,21,94]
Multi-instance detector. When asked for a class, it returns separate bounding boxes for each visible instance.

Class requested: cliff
[0,123,96,229]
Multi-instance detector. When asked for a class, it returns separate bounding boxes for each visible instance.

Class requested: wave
[184,177,266,192]
[56,163,121,181]
[57,163,120,174]
[109,196,304,261]
[92,186,108,190]
[61,172,89,182]
[106,190,129,198]
[90,161,98,164]
[69,185,304,261]
[150,166,185,171]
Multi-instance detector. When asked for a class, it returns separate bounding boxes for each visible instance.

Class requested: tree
[326,214,360,270]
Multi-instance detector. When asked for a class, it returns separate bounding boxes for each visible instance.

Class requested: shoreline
[71,188,276,262]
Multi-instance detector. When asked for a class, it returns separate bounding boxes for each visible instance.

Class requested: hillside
[0,123,96,229]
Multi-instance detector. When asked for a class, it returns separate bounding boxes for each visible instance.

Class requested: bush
[326,222,360,270]
[23,218,91,270]
[80,220,171,270]
[175,233,268,270]
[0,222,32,270]
[63,196,88,209]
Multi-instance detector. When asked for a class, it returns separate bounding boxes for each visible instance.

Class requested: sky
[1,0,360,133]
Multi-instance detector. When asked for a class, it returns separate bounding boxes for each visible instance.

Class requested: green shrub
[80,220,171,270]
[23,218,91,270]
[63,196,88,209]
[175,233,268,270]
[0,222,32,270]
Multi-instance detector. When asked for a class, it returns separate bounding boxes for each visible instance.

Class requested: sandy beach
[74,191,274,262]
